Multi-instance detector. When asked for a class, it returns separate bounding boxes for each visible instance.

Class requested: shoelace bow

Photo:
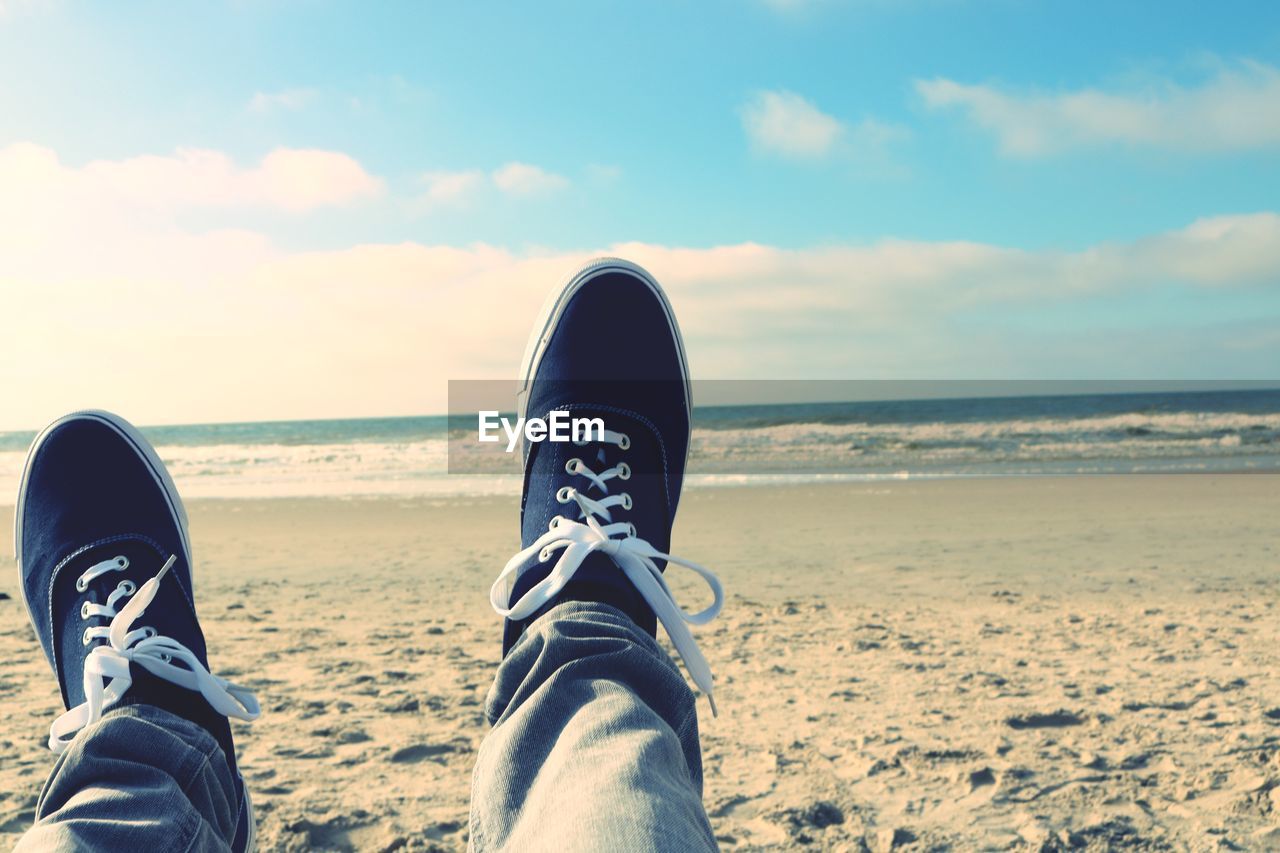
[49,554,259,753]
[491,428,725,714]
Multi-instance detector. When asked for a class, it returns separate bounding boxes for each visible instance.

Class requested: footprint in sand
[967,767,997,791]
[1004,710,1084,730]
[309,724,371,745]
[387,741,466,764]
[379,694,420,713]
[769,801,848,845]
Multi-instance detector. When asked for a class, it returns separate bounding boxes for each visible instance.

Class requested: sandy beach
[1,474,1277,851]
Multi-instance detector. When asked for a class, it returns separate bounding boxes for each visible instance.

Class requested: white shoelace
[491,428,725,714]
[49,554,260,753]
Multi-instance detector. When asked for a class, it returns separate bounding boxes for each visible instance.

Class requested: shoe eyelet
[80,601,92,619]
[548,516,563,530]
[565,458,581,474]
[119,580,136,595]
[617,462,631,480]
[626,522,637,538]
[115,556,129,569]
[82,628,93,646]
[618,433,631,451]
[620,492,633,510]
[556,486,573,503]
[75,576,89,592]
[144,627,157,639]
[538,547,553,563]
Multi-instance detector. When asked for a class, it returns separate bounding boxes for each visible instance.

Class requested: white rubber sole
[515,257,693,460]
[12,410,193,577]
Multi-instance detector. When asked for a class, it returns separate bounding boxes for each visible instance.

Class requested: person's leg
[14,411,259,852]
[18,704,239,852]
[473,259,723,851]
[470,603,716,852]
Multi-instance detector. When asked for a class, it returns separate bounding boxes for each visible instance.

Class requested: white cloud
[491,162,568,196]
[742,90,845,158]
[415,164,569,207]
[0,142,384,216]
[917,61,1280,156]
[247,88,320,113]
[420,169,486,204]
[741,90,908,172]
[251,148,384,210]
[1,143,1277,428]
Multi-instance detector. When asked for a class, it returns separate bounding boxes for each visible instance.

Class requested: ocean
[1,388,1277,499]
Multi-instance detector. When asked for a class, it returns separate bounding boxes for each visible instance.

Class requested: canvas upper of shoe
[491,263,724,712]
[15,412,259,849]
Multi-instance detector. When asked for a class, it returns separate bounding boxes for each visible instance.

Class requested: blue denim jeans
[20,602,717,852]
[16,702,239,852]
[470,602,717,851]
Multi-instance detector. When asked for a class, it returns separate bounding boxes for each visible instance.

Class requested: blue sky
[0,0,1278,427]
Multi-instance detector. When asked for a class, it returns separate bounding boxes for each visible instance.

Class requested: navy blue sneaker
[489,258,725,711]
[15,410,260,851]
